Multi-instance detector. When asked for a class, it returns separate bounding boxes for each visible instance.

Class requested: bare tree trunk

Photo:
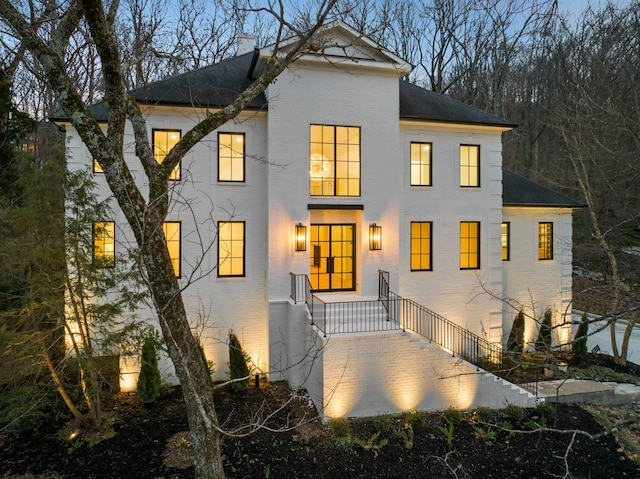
[0,1,337,476]
[619,312,637,367]
[42,346,84,421]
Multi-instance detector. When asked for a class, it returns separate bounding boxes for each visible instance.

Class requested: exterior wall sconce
[369,223,382,250]
[295,223,307,251]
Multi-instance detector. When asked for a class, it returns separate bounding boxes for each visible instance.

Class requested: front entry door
[309,224,355,291]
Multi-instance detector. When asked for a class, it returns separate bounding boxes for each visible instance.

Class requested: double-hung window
[309,124,360,196]
[218,221,245,277]
[460,221,480,269]
[410,142,432,186]
[218,133,245,182]
[538,222,553,260]
[93,221,115,268]
[410,221,433,271]
[460,145,480,187]
[502,222,510,261]
[163,222,181,277]
[153,129,181,180]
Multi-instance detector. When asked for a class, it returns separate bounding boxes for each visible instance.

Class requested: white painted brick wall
[316,329,534,418]
[64,108,271,382]
[502,207,574,347]
[397,124,506,340]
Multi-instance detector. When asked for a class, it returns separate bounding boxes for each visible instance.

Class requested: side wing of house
[502,170,584,348]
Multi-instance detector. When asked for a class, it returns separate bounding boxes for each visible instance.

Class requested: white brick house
[57,22,582,417]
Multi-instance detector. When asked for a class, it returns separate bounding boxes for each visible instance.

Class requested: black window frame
[217,132,246,183]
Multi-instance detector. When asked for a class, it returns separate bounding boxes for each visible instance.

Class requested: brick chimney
[237,34,255,55]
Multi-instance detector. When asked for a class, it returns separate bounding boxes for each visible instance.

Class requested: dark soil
[2,360,640,479]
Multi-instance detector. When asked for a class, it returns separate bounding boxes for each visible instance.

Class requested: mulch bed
[2,377,640,479]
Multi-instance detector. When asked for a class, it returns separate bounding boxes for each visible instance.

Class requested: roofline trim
[400,117,517,130]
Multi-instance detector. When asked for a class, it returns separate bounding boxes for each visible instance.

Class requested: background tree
[0,70,64,430]
[0,1,339,477]
[58,170,147,427]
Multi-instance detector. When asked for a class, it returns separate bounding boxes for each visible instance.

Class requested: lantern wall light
[295,223,307,251]
[369,223,382,250]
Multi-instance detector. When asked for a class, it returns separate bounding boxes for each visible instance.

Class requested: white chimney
[237,34,255,55]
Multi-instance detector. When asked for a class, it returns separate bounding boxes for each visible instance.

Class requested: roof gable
[257,21,412,76]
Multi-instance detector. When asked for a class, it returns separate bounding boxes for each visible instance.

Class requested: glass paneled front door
[309,224,355,291]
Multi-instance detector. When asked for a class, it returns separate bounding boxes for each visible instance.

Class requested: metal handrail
[290,271,504,370]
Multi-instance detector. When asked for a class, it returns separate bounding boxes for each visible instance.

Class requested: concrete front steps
[313,328,536,418]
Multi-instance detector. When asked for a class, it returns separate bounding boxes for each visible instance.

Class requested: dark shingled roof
[399,81,516,128]
[50,52,264,122]
[127,51,264,110]
[503,169,584,208]
[52,52,517,127]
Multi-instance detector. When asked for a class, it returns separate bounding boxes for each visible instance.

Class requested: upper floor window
[460,144,480,187]
[410,142,432,186]
[460,221,480,269]
[538,222,553,260]
[153,129,181,180]
[309,124,360,196]
[410,221,433,271]
[218,221,245,277]
[502,222,510,261]
[218,133,245,182]
[163,222,181,277]
[93,221,115,268]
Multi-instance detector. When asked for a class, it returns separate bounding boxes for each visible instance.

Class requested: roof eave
[503,202,587,208]
[400,116,517,130]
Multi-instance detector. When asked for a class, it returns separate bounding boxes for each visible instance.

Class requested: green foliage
[403,410,428,430]
[137,333,162,403]
[504,404,524,423]
[329,417,351,438]
[353,431,389,458]
[228,331,252,392]
[442,406,463,426]
[0,133,66,430]
[1,163,147,430]
[372,415,393,435]
[438,420,455,447]
[472,406,493,423]
[0,384,51,432]
[499,420,515,436]
[329,417,352,448]
[65,416,117,452]
[534,401,556,426]
[508,310,525,352]
[572,311,589,356]
[393,423,415,450]
[473,426,497,442]
[535,309,553,352]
